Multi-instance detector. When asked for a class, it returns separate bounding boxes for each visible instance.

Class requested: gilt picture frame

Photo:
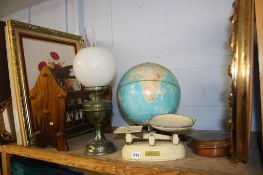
[6,20,83,146]
[0,21,16,141]
[228,0,254,162]
[255,0,263,158]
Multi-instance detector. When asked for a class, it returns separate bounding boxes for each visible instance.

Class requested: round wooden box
[188,131,230,157]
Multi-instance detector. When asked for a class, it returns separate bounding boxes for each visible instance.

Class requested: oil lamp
[73,47,116,155]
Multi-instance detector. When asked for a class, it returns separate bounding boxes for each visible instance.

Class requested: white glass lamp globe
[73,47,116,87]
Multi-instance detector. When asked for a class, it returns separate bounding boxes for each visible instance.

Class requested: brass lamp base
[85,124,116,155]
[82,86,117,155]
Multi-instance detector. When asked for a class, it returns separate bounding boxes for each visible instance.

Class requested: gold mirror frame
[6,20,84,146]
[228,0,254,163]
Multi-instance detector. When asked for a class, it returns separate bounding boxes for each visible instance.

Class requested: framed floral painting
[6,20,83,146]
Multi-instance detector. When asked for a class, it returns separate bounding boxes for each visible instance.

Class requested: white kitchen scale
[114,114,194,161]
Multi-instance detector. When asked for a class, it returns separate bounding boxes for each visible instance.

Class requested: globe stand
[83,86,116,156]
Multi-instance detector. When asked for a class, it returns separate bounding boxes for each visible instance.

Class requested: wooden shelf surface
[0,131,262,175]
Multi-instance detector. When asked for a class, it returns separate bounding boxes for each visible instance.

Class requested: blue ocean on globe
[117,62,181,125]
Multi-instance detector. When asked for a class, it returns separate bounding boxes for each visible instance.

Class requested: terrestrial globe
[117,62,181,125]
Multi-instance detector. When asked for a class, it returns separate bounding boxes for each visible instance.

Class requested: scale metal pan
[149,114,194,132]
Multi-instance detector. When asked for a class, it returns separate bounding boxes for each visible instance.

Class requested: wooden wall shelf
[0,131,261,175]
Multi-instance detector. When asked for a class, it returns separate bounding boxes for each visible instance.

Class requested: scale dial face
[149,114,194,132]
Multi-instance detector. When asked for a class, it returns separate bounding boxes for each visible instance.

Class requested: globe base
[122,141,185,161]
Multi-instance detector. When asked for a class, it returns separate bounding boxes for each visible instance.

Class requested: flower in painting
[50,51,60,60]
[37,51,65,71]
[38,61,47,71]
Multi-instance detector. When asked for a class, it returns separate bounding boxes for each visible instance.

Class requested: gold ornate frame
[228,0,254,162]
[6,20,84,146]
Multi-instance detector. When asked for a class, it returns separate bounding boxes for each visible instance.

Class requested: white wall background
[3,0,252,131]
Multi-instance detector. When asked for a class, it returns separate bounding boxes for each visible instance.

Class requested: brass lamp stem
[94,124,106,141]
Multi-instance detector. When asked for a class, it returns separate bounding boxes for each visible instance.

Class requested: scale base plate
[122,141,185,161]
